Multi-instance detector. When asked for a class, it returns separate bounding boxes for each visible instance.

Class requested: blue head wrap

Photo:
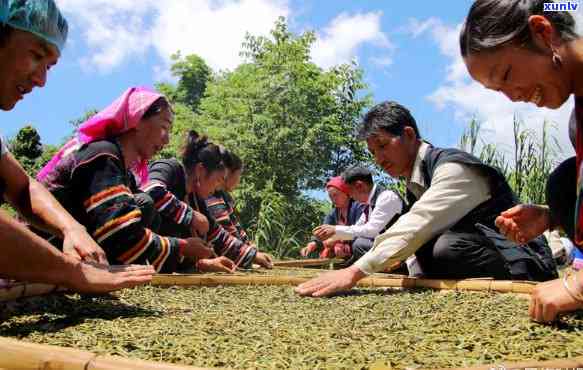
[0,0,68,53]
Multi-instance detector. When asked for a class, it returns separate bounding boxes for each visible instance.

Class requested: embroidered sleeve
[202,199,256,268]
[75,155,185,272]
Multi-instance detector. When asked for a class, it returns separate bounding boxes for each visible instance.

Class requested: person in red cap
[312,166,406,266]
[300,176,365,259]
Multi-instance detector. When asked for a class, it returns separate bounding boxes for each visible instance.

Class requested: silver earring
[552,52,563,69]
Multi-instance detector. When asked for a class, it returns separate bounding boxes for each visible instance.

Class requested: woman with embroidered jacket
[36,87,213,272]
[142,131,263,272]
[205,148,273,269]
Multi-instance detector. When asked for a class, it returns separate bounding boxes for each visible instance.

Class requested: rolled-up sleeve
[354,162,492,275]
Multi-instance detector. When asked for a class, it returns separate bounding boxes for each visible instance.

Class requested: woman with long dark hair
[460,0,583,322]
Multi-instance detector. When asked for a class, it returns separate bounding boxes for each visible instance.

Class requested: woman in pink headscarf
[35,87,213,272]
[300,176,365,259]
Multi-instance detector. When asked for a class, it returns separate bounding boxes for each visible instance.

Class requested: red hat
[326,176,351,196]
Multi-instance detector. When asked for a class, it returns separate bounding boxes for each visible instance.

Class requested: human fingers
[311,282,341,297]
[500,205,523,218]
[528,296,536,319]
[495,217,512,237]
[115,271,154,289]
[541,301,558,323]
[95,248,109,265]
[219,257,236,272]
[295,277,329,296]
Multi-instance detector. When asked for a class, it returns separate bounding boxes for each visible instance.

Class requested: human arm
[0,152,107,264]
[0,209,154,292]
[205,209,257,268]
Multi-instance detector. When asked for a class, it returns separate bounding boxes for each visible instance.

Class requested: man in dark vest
[312,166,405,266]
[296,101,557,297]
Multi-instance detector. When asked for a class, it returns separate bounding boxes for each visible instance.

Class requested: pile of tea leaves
[1,268,583,369]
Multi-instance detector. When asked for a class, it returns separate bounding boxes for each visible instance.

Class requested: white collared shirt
[354,142,492,275]
[333,184,403,240]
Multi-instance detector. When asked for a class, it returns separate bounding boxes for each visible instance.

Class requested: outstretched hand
[495,204,550,244]
[197,257,236,273]
[294,265,366,297]
[69,263,155,293]
[62,226,109,265]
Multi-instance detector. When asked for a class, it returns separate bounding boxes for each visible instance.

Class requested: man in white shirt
[313,166,404,266]
[296,101,556,297]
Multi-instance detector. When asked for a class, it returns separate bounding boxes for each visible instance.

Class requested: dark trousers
[415,231,512,279]
[343,237,374,266]
[546,157,576,240]
[415,225,556,281]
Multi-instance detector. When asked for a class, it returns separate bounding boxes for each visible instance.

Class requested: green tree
[192,18,371,255]
[11,125,42,160]
[10,125,43,175]
[158,18,372,256]
[158,52,212,111]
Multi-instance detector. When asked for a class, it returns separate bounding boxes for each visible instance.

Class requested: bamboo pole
[0,337,215,370]
[0,280,63,302]
[271,258,342,267]
[151,274,538,294]
[428,356,583,370]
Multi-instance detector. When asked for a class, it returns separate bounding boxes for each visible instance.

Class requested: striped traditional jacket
[37,139,185,272]
[206,190,250,244]
[142,159,257,268]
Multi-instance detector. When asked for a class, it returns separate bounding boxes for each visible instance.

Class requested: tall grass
[459,115,561,204]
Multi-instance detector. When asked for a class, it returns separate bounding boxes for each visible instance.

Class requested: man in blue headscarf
[0,0,155,292]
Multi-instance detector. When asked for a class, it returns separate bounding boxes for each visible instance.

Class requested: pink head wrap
[326,176,351,196]
[38,87,165,184]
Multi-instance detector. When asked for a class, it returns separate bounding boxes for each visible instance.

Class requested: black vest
[406,146,517,233]
[406,145,556,281]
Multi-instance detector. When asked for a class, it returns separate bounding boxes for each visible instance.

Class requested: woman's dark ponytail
[181,130,225,174]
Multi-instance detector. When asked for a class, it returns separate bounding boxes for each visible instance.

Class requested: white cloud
[311,12,392,69]
[56,0,290,74]
[57,1,391,77]
[57,0,156,72]
[151,0,290,73]
[408,16,580,159]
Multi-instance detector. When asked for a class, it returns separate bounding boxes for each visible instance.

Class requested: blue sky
[3,0,581,160]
